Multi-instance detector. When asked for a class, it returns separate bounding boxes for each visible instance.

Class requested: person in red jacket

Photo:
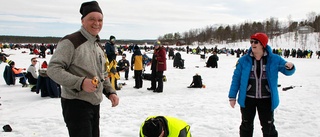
[41,61,48,69]
[147,40,167,93]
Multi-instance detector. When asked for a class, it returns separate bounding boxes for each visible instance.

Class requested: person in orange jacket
[9,61,28,87]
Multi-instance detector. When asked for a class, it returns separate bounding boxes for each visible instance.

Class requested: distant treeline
[0,35,155,45]
[159,12,320,45]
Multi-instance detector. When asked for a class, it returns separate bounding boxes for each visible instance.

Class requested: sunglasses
[250,40,259,44]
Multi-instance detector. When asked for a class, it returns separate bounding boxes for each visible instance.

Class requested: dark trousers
[61,98,100,137]
[240,97,278,137]
[134,70,143,88]
[151,70,164,91]
[117,67,129,79]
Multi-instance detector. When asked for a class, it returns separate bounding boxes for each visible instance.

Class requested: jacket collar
[80,26,100,42]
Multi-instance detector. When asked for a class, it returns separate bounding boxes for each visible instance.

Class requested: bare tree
[287,15,292,44]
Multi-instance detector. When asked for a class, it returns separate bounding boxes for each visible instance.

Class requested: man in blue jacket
[228,32,295,137]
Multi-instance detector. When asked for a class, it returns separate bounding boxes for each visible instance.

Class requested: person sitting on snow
[8,61,28,87]
[26,57,38,91]
[173,52,185,69]
[187,73,203,88]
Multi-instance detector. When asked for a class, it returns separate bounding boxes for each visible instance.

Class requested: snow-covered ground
[1,33,320,137]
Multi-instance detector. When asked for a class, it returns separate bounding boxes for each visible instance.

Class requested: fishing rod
[282,85,302,91]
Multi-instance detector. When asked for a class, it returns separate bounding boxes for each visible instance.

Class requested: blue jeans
[15,73,27,84]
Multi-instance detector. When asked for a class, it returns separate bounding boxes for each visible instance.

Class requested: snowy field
[1,38,320,136]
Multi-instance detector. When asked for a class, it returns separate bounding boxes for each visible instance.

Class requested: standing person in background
[39,43,47,58]
[228,32,295,137]
[47,1,119,137]
[131,45,143,89]
[105,35,117,62]
[49,44,55,55]
[105,35,119,90]
[186,45,189,54]
[147,40,166,93]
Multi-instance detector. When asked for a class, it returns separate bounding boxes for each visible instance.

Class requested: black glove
[110,68,116,74]
[131,66,134,71]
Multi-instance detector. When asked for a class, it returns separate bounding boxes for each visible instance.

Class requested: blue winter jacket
[228,45,295,111]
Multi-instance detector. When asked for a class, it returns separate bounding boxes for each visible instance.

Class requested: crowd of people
[1,53,61,97]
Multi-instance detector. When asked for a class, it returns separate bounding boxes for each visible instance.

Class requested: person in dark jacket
[117,54,130,80]
[173,52,184,69]
[147,40,167,93]
[206,51,219,68]
[140,116,191,137]
[168,48,174,60]
[105,35,117,62]
[49,44,55,55]
[228,32,295,137]
[39,43,47,58]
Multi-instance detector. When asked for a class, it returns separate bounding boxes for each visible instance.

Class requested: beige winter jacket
[47,27,116,105]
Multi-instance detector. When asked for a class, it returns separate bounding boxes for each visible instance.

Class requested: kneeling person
[140,116,191,137]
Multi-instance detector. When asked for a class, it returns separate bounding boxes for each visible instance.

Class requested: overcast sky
[0,0,319,40]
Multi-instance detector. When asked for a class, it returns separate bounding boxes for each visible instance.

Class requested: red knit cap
[250,33,268,48]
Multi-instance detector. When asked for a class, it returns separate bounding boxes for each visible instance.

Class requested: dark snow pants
[61,98,100,137]
[134,70,143,88]
[240,97,278,137]
[151,70,164,92]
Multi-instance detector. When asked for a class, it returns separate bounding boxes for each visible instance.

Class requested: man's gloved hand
[131,66,134,71]
[110,68,116,74]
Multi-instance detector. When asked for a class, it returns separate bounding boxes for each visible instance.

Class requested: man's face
[31,59,37,65]
[81,12,103,36]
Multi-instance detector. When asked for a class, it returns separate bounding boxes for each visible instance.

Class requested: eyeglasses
[250,40,259,44]
[32,60,37,62]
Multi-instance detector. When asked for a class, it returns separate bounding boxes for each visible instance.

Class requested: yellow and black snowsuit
[140,116,192,137]
[105,57,120,90]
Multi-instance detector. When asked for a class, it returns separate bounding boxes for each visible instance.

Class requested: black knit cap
[110,35,116,41]
[142,118,162,137]
[80,1,103,19]
[8,60,15,65]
